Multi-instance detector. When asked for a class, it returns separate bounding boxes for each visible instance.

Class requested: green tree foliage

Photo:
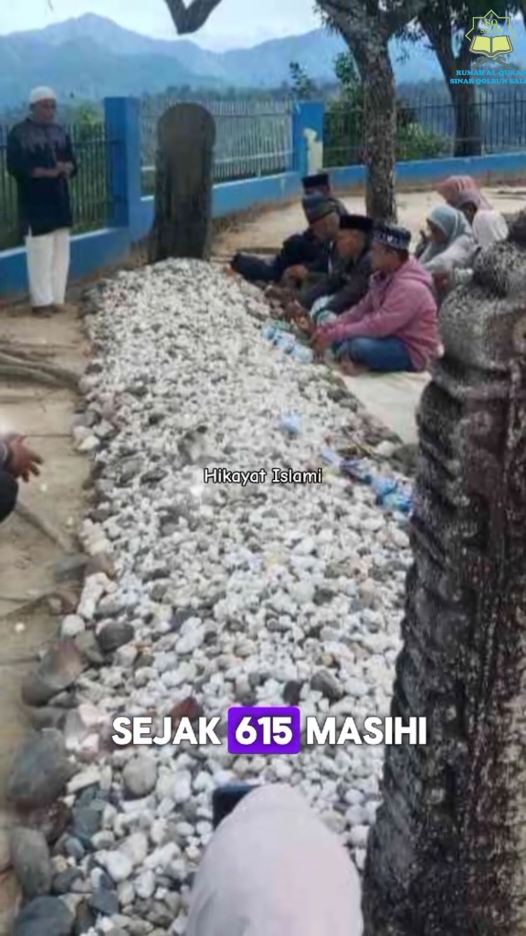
[323,53,450,166]
[316,0,431,219]
[289,62,318,100]
[401,0,520,155]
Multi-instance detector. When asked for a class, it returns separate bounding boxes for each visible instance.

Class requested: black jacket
[274,228,325,279]
[7,117,77,237]
[300,249,372,315]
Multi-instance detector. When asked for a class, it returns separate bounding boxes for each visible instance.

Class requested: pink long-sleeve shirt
[320,255,440,371]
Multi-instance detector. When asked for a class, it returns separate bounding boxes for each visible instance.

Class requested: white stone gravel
[66,260,412,935]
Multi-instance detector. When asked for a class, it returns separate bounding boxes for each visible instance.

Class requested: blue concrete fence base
[1,95,525,296]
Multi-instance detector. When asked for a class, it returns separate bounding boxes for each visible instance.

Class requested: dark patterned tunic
[7,117,77,237]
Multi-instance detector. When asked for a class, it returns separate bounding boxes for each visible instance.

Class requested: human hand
[284,300,304,320]
[433,270,451,291]
[285,265,309,281]
[7,436,43,482]
[57,162,74,177]
[294,312,313,334]
[311,328,332,354]
[32,167,60,179]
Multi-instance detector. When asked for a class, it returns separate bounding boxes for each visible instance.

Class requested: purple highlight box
[227,706,301,755]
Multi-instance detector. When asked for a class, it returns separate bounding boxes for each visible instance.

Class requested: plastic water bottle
[262,324,276,340]
[320,446,342,468]
[292,345,314,364]
[279,413,301,437]
[383,490,413,514]
[341,459,371,483]
[275,333,295,353]
[371,477,398,504]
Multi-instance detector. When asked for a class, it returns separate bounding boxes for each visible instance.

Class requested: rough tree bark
[317,0,427,222]
[346,35,397,221]
[163,0,224,33]
[362,223,526,934]
[419,12,482,157]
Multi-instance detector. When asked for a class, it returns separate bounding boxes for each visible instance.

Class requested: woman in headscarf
[414,176,492,258]
[432,189,509,291]
[436,175,492,209]
[455,188,508,248]
[419,204,477,277]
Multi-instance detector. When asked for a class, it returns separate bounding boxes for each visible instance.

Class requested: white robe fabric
[185,784,363,936]
[25,227,71,308]
[472,209,508,249]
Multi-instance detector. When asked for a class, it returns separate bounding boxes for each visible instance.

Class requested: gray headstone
[149,103,216,263]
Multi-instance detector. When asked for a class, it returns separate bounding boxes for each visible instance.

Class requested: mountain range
[1,13,525,107]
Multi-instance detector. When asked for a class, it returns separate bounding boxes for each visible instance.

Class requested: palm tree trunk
[362,239,526,934]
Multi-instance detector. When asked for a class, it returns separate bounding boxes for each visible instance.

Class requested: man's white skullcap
[29,86,57,105]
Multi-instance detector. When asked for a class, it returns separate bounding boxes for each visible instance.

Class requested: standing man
[7,87,78,317]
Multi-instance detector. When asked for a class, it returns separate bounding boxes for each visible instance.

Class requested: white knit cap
[29,86,57,105]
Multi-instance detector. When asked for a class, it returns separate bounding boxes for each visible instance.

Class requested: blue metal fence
[0,121,112,250]
[139,96,294,194]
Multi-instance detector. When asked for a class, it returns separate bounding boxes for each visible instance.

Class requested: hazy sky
[0,0,321,49]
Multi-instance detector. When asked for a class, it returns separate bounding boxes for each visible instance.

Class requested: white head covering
[185,784,363,936]
[29,86,57,105]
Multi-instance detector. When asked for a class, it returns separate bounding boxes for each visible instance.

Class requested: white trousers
[185,785,363,936]
[25,228,71,308]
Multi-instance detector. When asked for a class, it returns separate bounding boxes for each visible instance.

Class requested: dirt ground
[215,185,526,254]
[0,307,87,931]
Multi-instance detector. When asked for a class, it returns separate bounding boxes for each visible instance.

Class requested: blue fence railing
[139,97,294,194]
[1,94,525,297]
[0,122,113,250]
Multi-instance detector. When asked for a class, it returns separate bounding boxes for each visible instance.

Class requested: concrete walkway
[216,185,523,444]
[342,371,429,444]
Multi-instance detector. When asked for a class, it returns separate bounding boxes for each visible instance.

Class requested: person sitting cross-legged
[285,213,373,333]
[301,171,348,218]
[230,194,339,286]
[311,222,440,375]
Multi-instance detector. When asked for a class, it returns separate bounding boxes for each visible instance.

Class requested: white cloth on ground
[185,784,363,936]
[25,228,71,307]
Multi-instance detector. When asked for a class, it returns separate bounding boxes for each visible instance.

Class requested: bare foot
[339,360,369,376]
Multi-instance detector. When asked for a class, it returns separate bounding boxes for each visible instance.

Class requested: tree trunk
[362,234,526,935]
[450,81,482,157]
[421,21,483,158]
[346,36,397,222]
[148,103,216,264]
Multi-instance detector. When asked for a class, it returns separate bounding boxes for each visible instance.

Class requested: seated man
[279,195,341,291]
[231,187,341,285]
[302,171,348,218]
[0,433,42,524]
[312,223,439,375]
[286,213,373,329]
